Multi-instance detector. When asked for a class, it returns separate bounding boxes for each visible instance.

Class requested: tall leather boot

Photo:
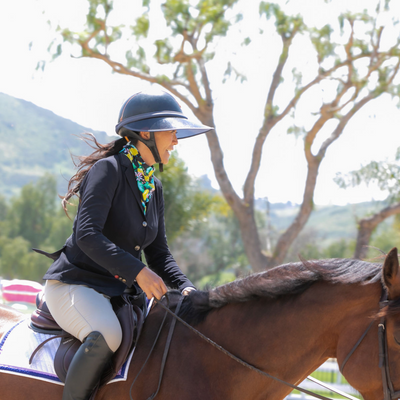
[62,331,114,400]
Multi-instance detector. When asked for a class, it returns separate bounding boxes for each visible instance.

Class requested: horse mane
[179,258,382,326]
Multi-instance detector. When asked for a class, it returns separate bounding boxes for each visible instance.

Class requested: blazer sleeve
[144,181,195,291]
[75,158,146,286]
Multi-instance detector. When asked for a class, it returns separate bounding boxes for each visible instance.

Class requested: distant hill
[257,199,392,245]
[0,92,116,197]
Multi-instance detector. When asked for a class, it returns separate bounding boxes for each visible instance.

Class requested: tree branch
[205,129,243,209]
[386,57,400,86]
[79,40,203,115]
[197,58,213,105]
[184,60,204,106]
[327,87,359,114]
[369,25,383,70]
[317,93,374,159]
[242,33,296,202]
[354,202,400,259]
[242,49,379,203]
[345,19,355,83]
[304,114,330,163]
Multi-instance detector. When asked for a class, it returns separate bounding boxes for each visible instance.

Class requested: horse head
[342,247,400,400]
[379,247,400,400]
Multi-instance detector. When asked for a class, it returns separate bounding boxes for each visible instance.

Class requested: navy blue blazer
[40,152,194,297]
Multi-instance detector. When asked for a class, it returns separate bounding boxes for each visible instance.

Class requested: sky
[1,0,400,205]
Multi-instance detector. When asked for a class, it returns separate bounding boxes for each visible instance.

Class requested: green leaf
[125,47,150,73]
[309,24,335,63]
[259,2,304,38]
[242,37,251,46]
[223,61,246,83]
[36,60,46,72]
[287,125,306,137]
[132,14,150,38]
[334,156,400,202]
[235,13,243,23]
[154,39,173,64]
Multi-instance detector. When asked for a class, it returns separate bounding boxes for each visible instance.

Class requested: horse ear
[383,247,400,299]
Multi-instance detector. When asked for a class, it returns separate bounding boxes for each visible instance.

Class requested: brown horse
[2,248,400,399]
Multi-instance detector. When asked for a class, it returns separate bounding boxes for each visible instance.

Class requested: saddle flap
[54,336,82,383]
[99,294,145,386]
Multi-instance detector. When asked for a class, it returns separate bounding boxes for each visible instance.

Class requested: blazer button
[142,221,147,227]
[135,245,140,251]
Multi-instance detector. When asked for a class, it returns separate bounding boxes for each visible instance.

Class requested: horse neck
[200,280,380,398]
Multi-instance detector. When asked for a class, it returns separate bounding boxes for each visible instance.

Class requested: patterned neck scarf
[120,143,155,215]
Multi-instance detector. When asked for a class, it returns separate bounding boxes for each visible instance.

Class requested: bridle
[378,315,400,400]
[131,289,400,400]
[340,289,400,400]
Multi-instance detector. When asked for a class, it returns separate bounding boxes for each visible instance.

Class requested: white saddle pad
[0,318,134,386]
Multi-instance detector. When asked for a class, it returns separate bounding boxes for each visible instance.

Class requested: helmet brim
[121,116,213,139]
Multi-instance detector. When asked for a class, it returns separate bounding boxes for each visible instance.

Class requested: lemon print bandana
[120,143,155,215]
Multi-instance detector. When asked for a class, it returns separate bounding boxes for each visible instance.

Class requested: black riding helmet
[115,90,213,171]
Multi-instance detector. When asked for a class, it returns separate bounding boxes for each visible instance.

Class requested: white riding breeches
[44,280,122,352]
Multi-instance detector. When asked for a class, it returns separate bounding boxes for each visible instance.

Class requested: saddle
[30,287,146,387]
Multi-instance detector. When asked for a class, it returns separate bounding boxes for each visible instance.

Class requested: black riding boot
[62,331,114,400]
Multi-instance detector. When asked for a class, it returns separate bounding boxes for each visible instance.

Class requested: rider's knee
[96,323,122,353]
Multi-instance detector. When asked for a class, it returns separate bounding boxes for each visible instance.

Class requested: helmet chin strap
[148,132,164,172]
[123,129,164,172]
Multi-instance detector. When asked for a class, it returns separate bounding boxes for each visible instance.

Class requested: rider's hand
[136,267,168,300]
[182,287,196,296]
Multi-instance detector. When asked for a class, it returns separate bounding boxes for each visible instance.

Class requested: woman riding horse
[37,89,212,400]
[2,249,400,398]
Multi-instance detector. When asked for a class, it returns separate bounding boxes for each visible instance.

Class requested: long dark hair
[62,133,128,215]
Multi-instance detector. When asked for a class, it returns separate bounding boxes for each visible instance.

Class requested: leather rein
[130,290,400,400]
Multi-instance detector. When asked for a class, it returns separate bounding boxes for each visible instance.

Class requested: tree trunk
[235,203,269,272]
[354,202,400,260]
